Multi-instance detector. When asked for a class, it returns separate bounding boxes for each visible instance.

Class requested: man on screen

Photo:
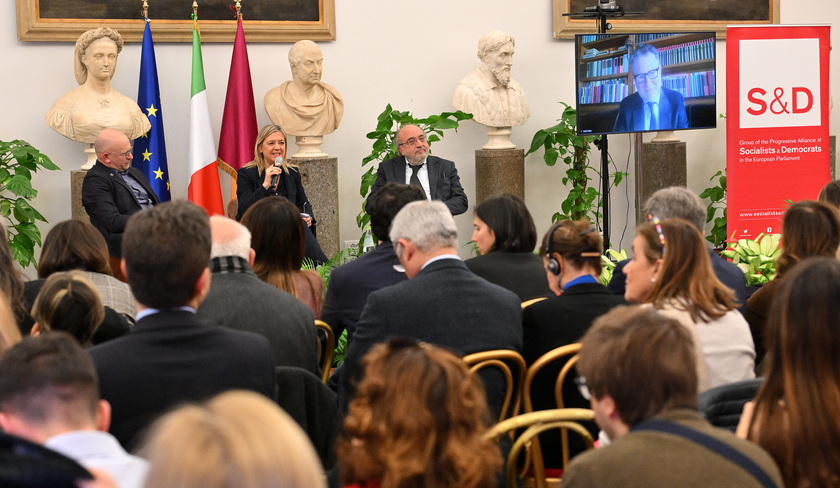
[613,43,689,132]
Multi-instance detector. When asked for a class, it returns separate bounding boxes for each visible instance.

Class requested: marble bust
[264,40,344,137]
[45,27,150,145]
[452,31,530,128]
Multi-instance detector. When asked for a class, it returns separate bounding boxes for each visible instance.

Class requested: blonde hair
[141,390,326,488]
[245,125,299,176]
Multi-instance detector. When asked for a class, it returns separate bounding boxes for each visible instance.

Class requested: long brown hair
[38,219,112,278]
[774,200,840,279]
[748,257,840,488]
[337,341,502,488]
[637,218,736,322]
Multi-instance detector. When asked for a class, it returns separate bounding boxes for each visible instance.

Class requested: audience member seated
[339,200,522,417]
[522,219,626,465]
[337,340,502,488]
[464,194,553,301]
[235,124,327,264]
[746,200,840,366]
[559,306,782,488]
[818,179,840,209]
[608,187,746,312]
[24,219,136,324]
[322,183,424,390]
[0,223,32,335]
[88,201,276,450]
[242,196,324,318]
[0,291,21,356]
[0,333,148,488]
[139,390,325,488]
[738,257,840,488]
[624,218,755,391]
[198,216,320,376]
[29,271,119,347]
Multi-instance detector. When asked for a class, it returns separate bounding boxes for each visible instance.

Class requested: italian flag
[188,21,224,215]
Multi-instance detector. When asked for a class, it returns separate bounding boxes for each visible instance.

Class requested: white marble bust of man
[452,31,530,128]
[264,40,344,137]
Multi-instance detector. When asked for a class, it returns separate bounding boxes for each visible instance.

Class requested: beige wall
[1,1,837,277]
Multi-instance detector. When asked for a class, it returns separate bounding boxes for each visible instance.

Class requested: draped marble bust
[264,40,344,137]
[45,27,150,145]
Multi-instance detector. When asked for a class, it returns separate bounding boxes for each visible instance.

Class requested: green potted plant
[699,169,727,251]
[0,139,59,268]
[719,232,781,286]
[526,102,626,224]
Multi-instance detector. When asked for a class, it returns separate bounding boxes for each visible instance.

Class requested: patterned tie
[410,164,427,198]
[648,101,659,131]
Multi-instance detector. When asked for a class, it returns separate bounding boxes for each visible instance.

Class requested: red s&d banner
[726,25,831,240]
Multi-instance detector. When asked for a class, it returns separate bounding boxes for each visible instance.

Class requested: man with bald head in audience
[198,216,320,376]
[82,128,160,280]
[88,201,276,450]
[339,200,522,416]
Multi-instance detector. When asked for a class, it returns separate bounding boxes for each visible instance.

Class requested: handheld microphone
[270,156,283,188]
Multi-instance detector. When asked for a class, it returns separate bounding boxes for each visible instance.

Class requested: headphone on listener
[545,221,565,276]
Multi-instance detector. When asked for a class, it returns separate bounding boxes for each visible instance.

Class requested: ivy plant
[358,104,472,233]
[526,102,626,223]
[0,139,59,268]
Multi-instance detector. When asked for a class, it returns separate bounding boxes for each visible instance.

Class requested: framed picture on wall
[16,0,336,42]
[553,0,779,39]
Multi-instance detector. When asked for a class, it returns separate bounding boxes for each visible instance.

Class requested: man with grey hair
[452,30,530,127]
[264,39,343,136]
[198,216,320,375]
[339,200,523,415]
[608,186,747,310]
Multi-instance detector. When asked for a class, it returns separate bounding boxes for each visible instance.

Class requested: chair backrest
[227,198,238,219]
[484,409,596,488]
[314,320,335,384]
[521,297,548,309]
[463,350,527,423]
[698,377,764,432]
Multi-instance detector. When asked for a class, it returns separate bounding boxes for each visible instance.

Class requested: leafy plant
[0,139,60,268]
[333,329,347,367]
[599,248,627,286]
[700,170,727,250]
[358,104,472,232]
[526,102,626,223]
[720,232,781,285]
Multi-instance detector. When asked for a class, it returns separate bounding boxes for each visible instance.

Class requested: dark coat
[366,155,468,215]
[465,251,553,302]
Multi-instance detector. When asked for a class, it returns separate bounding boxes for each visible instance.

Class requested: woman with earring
[624,217,754,392]
[522,219,626,466]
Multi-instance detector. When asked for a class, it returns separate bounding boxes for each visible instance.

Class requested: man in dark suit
[339,200,522,416]
[198,216,320,376]
[613,43,689,132]
[608,186,747,311]
[82,128,160,280]
[366,124,468,215]
[88,201,276,450]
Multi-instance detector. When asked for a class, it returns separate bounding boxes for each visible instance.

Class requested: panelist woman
[236,124,327,264]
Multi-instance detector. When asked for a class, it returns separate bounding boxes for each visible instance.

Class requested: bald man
[82,128,160,278]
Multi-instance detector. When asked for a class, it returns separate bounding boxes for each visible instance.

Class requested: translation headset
[545,223,600,275]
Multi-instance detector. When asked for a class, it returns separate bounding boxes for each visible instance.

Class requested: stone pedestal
[635,141,686,223]
[291,135,328,159]
[475,149,525,205]
[71,170,90,222]
[293,157,339,259]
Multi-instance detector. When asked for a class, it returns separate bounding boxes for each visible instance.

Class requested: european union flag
[133,19,171,201]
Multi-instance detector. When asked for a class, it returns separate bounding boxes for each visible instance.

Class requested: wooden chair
[227,198,238,219]
[463,350,527,423]
[521,297,548,309]
[484,409,596,488]
[314,320,334,384]
[521,343,585,487]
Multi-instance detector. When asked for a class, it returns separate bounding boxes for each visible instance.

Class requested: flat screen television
[574,32,717,136]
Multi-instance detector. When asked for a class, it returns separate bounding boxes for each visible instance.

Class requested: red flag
[217,13,258,200]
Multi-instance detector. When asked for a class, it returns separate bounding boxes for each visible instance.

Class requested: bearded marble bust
[45,27,150,145]
[264,40,344,137]
[452,30,530,128]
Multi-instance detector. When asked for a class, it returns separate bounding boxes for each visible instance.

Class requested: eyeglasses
[652,216,666,256]
[634,66,660,85]
[117,148,133,158]
[574,375,591,401]
[398,135,427,148]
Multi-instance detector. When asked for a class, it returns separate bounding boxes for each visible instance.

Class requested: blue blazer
[613,87,689,132]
